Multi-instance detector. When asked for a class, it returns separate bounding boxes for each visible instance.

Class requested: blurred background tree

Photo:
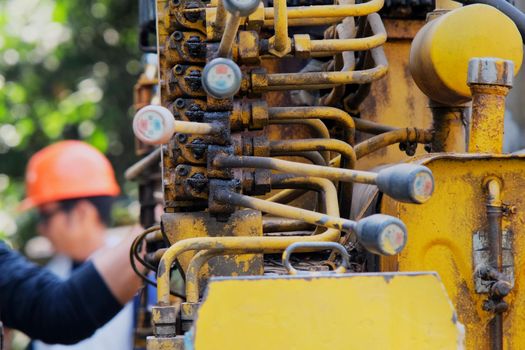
[0,0,141,248]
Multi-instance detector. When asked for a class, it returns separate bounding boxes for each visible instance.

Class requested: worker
[0,141,142,346]
[16,140,135,350]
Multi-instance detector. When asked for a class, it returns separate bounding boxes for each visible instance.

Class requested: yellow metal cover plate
[190,272,462,349]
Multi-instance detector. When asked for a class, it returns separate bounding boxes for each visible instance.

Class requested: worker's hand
[91,225,144,305]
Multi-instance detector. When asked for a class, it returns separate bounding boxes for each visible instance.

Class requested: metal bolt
[173,31,183,41]
[175,98,186,109]
[174,65,184,75]
[177,166,189,176]
[177,133,188,143]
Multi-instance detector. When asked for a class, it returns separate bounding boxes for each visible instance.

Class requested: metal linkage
[213,155,434,204]
[217,0,261,57]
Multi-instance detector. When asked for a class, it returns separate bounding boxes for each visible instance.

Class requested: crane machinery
[128,0,525,348]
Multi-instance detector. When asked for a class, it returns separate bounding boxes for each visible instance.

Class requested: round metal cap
[467,58,514,87]
[201,58,242,99]
[223,0,260,16]
[356,214,408,256]
[132,105,175,145]
[409,167,434,204]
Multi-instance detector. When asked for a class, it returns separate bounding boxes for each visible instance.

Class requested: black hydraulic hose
[458,0,525,43]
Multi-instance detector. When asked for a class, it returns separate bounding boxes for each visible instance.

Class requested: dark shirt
[0,242,122,344]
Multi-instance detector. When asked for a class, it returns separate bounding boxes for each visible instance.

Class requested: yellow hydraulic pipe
[266,189,308,204]
[157,228,341,304]
[263,0,383,19]
[173,120,222,135]
[268,106,355,145]
[308,13,386,56]
[269,0,290,56]
[218,12,241,57]
[352,118,397,135]
[269,119,331,161]
[271,151,327,166]
[156,177,342,304]
[263,217,315,232]
[270,139,357,168]
[354,128,432,159]
[213,155,378,184]
[215,190,351,232]
[258,46,387,91]
[186,176,339,302]
[270,175,340,215]
[269,119,331,140]
[263,17,344,27]
[211,0,228,40]
[467,58,513,154]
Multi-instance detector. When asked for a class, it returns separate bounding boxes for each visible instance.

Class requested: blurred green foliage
[0,0,141,248]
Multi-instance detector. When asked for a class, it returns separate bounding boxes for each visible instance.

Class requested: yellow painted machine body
[133,0,525,347]
[192,272,463,350]
[380,155,525,349]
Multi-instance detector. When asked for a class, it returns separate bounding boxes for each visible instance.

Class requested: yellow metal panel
[380,155,525,350]
[192,273,462,349]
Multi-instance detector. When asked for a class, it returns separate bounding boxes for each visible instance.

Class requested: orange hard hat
[20,140,120,210]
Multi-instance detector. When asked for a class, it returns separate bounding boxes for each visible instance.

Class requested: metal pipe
[263,218,315,233]
[467,58,513,154]
[125,148,162,181]
[270,175,340,216]
[309,13,386,55]
[352,118,396,135]
[156,187,342,304]
[157,229,340,304]
[270,150,327,166]
[212,0,228,40]
[173,120,222,135]
[215,190,353,232]
[269,106,355,145]
[213,155,378,184]
[270,139,356,217]
[269,119,331,161]
[270,0,290,55]
[263,17,344,27]
[354,128,432,159]
[185,176,339,302]
[263,0,383,19]
[218,12,241,57]
[270,139,356,168]
[266,189,308,204]
[320,0,356,107]
[269,119,331,141]
[259,46,387,91]
[485,178,503,350]
[486,178,503,270]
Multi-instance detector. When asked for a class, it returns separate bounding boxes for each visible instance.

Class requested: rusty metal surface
[161,209,264,277]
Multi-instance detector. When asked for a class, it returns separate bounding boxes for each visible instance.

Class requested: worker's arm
[0,234,142,344]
